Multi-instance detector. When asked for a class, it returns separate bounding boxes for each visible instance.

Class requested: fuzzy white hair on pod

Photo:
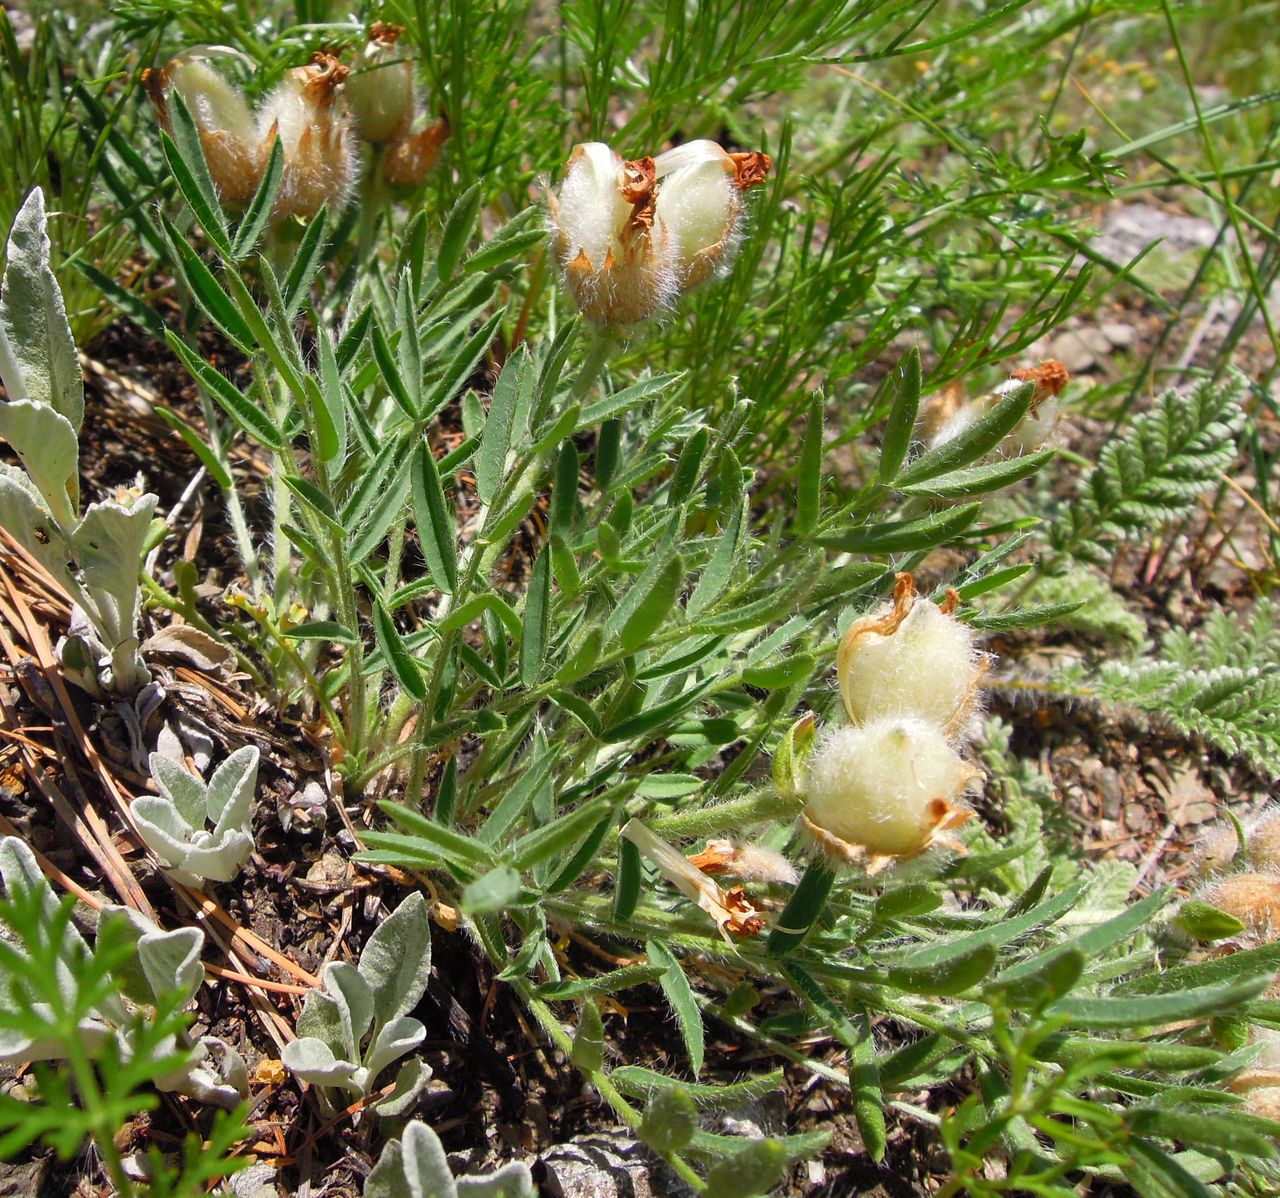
[803,718,978,858]
[168,59,257,143]
[838,595,983,735]
[553,143,632,272]
[655,148,741,290]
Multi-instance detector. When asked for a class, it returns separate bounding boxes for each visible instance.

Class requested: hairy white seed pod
[144,57,262,204]
[1247,808,1280,871]
[548,140,770,325]
[1244,1087,1280,1120]
[837,573,984,736]
[258,54,357,220]
[1200,872,1280,937]
[928,361,1069,454]
[1195,821,1243,876]
[383,114,449,188]
[1228,1028,1280,1092]
[803,718,979,862]
[652,141,769,290]
[548,143,675,325]
[345,23,414,144]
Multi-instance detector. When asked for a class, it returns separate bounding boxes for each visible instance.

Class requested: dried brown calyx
[367,21,404,45]
[141,66,171,123]
[1010,358,1070,408]
[730,150,772,190]
[298,53,349,104]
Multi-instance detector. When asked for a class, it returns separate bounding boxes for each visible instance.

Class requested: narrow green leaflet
[372,601,427,701]
[164,332,287,452]
[410,441,457,593]
[578,373,683,429]
[231,136,283,259]
[647,939,704,1074]
[160,92,231,259]
[283,207,328,316]
[476,346,527,506]
[796,391,824,535]
[894,379,1035,486]
[879,346,921,482]
[437,182,481,281]
[817,502,981,554]
[519,548,552,687]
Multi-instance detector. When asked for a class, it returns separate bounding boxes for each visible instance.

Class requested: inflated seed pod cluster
[1185,807,1280,1114]
[143,26,448,222]
[547,140,771,325]
[801,573,989,871]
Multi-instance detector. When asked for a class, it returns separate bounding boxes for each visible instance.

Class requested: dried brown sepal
[1010,359,1070,408]
[620,156,656,204]
[723,887,765,937]
[836,572,916,720]
[141,66,171,124]
[730,150,772,190]
[802,793,974,874]
[299,53,349,103]
[367,21,404,45]
[383,115,450,188]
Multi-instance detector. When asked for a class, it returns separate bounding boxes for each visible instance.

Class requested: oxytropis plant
[0,189,157,694]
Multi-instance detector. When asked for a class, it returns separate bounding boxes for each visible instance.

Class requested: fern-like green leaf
[1054,372,1246,563]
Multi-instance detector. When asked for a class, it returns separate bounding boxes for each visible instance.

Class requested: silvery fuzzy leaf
[455,1164,535,1198]
[359,891,431,1032]
[0,399,78,524]
[72,493,158,643]
[0,1012,111,1064]
[280,1035,363,1092]
[131,797,195,868]
[294,990,346,1058]
[139,924,204,1008]
[206,745,258,837]
[0,836,90,1006]
[364,1015,426,1084]
[164,1036,249,1110]
[98,904,203,1008]
[0,465,72,590]
[171,830,254,885]
[149,752,209,832]
[370,1056,431,1117]
[0,189,83,431]
[364,1120,456,1198]
[322,960,375,1062]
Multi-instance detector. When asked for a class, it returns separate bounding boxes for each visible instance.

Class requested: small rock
[539,1133,668,1198]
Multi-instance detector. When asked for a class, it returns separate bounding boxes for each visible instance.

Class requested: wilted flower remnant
[345,23,450,189]
[258,54,357,220]
[924,359,1071,454]
[797,574,988,872]
[143,56,263,205]
[548,139,772,324]
[145,34,447,221]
